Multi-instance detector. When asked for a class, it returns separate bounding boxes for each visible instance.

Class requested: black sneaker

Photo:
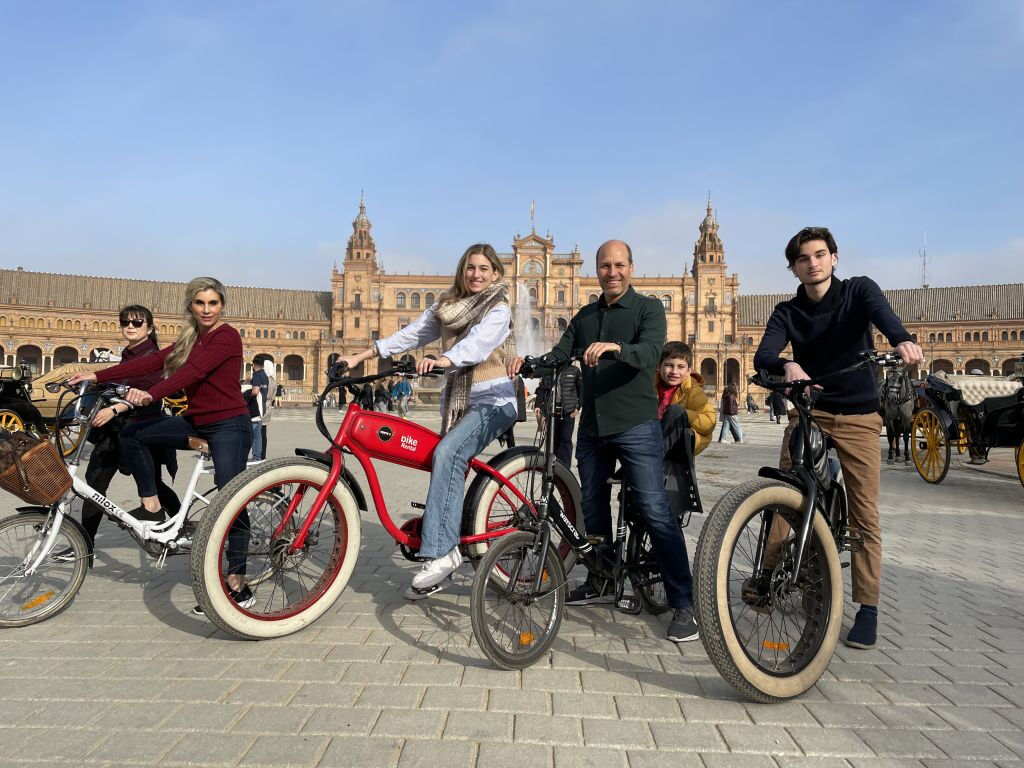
[565,577,613,606]
[667,607,700,642]
[127,505,167,523]
[50,547,77,563]
[844,608,877,649]
[191,585,256,616]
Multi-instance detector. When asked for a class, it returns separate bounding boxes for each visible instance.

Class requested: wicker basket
[0,432,73,505]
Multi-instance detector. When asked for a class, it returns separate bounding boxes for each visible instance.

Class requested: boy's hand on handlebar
[895,341,925,367]
[67,372,97,386]
[417,356,451,375]
[507,356,525,377]
[582,342,620,367]
[124,387,153,406]
[783,361,822,394]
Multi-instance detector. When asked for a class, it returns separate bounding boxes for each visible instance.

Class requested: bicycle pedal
[841,527,865,553]
[615,595,643,615]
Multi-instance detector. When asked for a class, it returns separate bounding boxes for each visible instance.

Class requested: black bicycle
[469,352,702,669]
[693,350,902,702]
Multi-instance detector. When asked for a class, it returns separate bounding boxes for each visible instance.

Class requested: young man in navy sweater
[754,227,924,649]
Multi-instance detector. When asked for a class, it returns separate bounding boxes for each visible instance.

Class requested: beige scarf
[435,283,516,434]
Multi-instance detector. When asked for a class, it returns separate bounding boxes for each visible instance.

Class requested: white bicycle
[0,381,223,627]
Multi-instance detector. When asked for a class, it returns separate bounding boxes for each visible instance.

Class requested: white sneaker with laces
[411,547,463,590]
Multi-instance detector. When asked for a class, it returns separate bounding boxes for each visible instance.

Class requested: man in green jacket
[509,240,697,642]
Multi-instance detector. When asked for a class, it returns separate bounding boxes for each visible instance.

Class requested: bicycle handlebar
[750,351,904,394]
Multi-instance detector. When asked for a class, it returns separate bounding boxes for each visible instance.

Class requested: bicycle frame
[283,367,544,554]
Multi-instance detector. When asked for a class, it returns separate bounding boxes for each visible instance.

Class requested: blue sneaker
[844,608,877,649]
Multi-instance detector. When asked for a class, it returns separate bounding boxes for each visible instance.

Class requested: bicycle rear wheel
[190,458,361,639]
[0,512,89,627]
[470,530,566,670]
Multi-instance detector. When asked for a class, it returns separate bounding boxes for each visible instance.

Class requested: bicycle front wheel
[694,479,843,703]
[0,512,89,628]
[470,530,566,670]
[190,458,362,640]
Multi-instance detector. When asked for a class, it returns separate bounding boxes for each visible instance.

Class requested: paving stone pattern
[2,413,1023,767]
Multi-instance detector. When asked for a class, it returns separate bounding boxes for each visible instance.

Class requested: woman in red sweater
[70,277,253,607]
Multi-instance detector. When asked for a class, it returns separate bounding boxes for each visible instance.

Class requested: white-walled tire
[694,480,843,703]
[190,458,361,640]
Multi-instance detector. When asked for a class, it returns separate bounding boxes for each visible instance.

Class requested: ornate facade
[2,197,1022,403]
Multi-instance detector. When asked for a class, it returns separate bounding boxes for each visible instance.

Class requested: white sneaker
[411,547,463,589]
[404,574,453,600]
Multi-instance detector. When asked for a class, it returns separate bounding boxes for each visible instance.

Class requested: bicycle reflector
[22,591,55,611]
[762,640,790,651]
[518,632,535,647]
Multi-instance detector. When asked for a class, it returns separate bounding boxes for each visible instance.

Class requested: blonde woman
[70,277,252,611]
[339,243,517,599]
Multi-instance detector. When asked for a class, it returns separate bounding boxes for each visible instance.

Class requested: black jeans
[575,420,694,609]
[82,434,179,549]
[552,414,576,468]
[120,413,252,574]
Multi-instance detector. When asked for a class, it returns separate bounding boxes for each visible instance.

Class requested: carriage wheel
[1016,439,1024,490]
[911,408,950,484]
[955,421,968,455]
[0,409,25,432]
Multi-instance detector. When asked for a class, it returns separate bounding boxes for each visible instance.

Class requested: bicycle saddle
[188,436,210,454]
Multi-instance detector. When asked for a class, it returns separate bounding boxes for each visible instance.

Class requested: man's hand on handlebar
[507,356,525,378]
[417,356,451,375]
[895,341,925,368]
[783,361,821,394]
[67,372,98,386]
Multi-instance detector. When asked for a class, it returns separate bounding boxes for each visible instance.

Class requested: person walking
[509,239,698,643]
[770,390,786,424]
[393,375,412,418]
[753,226,923,649]
[339,243,518,599]
[260,359,275,457]
[245,356,269,461]
[533,363,582,468]
[717,384,744,443]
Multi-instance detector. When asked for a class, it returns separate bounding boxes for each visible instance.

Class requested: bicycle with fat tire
[693,351,903,702]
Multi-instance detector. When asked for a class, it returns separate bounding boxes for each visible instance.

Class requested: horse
[879,369,914,464]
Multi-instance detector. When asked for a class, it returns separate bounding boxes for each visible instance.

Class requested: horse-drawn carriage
[0,362,106,456]
[911,360,1024,487]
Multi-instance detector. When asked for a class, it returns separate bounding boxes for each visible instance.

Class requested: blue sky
[1,1,1021,294]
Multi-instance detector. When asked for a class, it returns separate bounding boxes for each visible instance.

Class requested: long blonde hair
[440,243,504,305]
[164,277,228,375]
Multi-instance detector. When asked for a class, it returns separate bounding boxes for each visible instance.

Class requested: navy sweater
[753,276,912,414]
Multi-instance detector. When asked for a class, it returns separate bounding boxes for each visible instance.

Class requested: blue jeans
[419,403,518,559]
[250,420,263,460]
[575,419,694,609]
[718,415,743,442]
[120,413,252,574]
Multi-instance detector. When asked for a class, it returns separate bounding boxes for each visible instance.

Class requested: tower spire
[530,199,536,233]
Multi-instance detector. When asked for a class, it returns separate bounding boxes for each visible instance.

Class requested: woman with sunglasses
[70,278,252,610]
[67,305,180,554]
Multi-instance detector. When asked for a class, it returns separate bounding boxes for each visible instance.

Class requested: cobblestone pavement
[2,410,1023,768]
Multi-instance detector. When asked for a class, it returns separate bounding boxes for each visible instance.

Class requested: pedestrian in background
[770,390,786,424]
[261,359,275,457]
[245,355,269,460]
[393,375,412,418]
[718,384,744,443]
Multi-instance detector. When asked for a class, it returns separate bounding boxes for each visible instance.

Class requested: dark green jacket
[548,286,666,437]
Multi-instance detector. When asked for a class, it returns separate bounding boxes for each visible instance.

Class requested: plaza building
[2,197,1022,404]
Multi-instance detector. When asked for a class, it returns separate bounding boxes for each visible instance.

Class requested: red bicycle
[190,360,582,639]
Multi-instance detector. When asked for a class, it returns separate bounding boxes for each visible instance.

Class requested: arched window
[255,329,262,338]
[239,328,245,337]
[929,333,936,342]
[972,332,980,342]
[910,333,917,342]
[18,317,26,327]
[982,331,989,341]
[283,354,304,381]
[300,331,305,339]
[588,294,599,303]
[396,292,406,309]
[556,317,568,333]
[56,319,64,329]
[945,333,952,342]
[74,320,81,330]
[425,293,435,306]
[411,293,421,310]
[92,321,98,331]
[1013,331,1019,341]
[529,287,538,302]
[661,295,672,311]
[965,332,970,342]
[1002,331,1009,341]
[270,330,276,339]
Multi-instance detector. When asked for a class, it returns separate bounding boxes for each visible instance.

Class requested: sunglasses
[119,319,147,328]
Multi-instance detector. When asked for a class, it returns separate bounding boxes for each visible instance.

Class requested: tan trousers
[772,410,883,606]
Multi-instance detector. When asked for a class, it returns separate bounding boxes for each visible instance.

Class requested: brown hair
[659,341,693,367]
[440,243,504,304]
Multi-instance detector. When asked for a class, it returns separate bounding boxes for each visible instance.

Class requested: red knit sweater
[95,324,247,426]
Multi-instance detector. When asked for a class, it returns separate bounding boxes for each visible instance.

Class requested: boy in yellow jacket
[654,341,716,455]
